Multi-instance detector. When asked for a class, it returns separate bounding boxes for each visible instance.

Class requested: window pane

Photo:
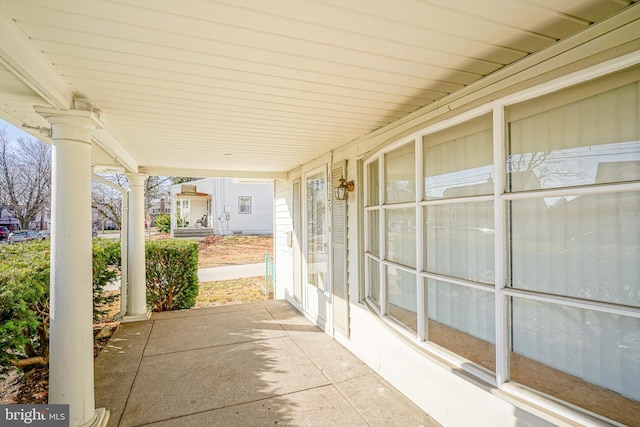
[367,210,380,256]
[306,172,327,289]
[424,114,493,199]
[509,191,640,307]
[386,265,417,332]
[367,159,380,206]
[427,279,495,372]
[424,202,494,284]
[385,143,415,204]
[507,75,640,192]
[367,257,380,309]
[386,207,416,268]
[511,298,640,426]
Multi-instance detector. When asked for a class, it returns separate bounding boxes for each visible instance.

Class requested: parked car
[0,226,9,240]
[8,230,44,243]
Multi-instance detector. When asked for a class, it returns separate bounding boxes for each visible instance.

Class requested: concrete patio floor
[95,300,440,427]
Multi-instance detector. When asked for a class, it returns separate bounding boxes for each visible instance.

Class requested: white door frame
[302,164,332,332]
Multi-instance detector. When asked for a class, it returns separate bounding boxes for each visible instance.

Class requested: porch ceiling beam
[0,7,139,173]
[91,125,139,174]
[146,166,287,180]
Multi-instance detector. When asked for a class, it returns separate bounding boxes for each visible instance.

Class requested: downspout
[91,172,129,320]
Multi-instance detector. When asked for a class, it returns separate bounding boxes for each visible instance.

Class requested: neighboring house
[147,198,168,226]
[92,207,119,231]
[29,212,50,231]
[170,178,273,236]
[0,207,19,230]
[0,206,49,230]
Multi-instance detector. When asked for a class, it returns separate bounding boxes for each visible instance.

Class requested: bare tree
[91,174,127,230]
[0,128,51,230]
[144,176,172,214]
[507,150,583,189]
[91,174,172,229]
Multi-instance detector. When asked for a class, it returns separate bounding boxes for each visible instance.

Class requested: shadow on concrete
[95,300,438,427]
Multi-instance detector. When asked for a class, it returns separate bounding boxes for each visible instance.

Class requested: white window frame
[238,196,252,214]
[361,50,640,424]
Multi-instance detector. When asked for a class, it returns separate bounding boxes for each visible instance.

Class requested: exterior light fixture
[334,176,354,201]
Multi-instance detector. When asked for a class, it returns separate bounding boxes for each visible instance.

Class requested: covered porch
[94,300,437,427]
[1,1,639,426]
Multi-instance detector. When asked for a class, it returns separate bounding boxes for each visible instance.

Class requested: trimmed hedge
[146,239,199,312]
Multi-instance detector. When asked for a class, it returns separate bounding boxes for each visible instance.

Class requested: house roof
[0,0,638,178]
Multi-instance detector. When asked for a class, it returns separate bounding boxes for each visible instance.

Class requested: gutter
[91,172,129,320]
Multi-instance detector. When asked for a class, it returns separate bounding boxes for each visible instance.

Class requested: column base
[82,408,109,427]
[121,309,152,323]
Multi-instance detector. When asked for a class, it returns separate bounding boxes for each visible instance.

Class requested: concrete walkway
[198,262,265,282]
[95,300,439,427]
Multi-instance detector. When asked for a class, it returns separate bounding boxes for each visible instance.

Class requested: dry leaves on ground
[1,323,119,405]
[198,235,273,268]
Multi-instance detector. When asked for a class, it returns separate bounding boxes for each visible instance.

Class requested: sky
[0,118,36,142]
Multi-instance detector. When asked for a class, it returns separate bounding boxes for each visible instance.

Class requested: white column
[35,107,108,427]
[123,173,150,321]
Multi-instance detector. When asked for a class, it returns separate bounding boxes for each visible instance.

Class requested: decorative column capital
[34,106,102,143]
[125,173,149,187]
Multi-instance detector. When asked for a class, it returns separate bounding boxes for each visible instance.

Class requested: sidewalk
[197,262,266,282]
[105,263,267,291]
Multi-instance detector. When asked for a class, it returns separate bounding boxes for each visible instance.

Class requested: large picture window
[363,65,640,425]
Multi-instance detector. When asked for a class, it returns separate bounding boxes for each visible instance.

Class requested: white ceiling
[0,0,637,178]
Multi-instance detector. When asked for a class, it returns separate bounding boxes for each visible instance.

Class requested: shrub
[0,241,50,376]
[155,213,171,233]
[92,238,121,320]
[0,239,122,377]
[146,239,199,311]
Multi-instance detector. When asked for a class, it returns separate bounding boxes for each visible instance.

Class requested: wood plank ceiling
[0,0,637,176]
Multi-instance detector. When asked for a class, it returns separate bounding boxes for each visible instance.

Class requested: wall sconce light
[334,176,354,201]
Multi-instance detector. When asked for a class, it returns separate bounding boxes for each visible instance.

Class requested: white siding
[218,179,273,235]
[171,178,273,235]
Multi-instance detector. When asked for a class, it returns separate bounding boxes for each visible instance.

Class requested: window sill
[361,297,628,427]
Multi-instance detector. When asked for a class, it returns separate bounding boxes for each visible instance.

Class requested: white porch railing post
[123,173,150,321]
[35,106,109,427]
